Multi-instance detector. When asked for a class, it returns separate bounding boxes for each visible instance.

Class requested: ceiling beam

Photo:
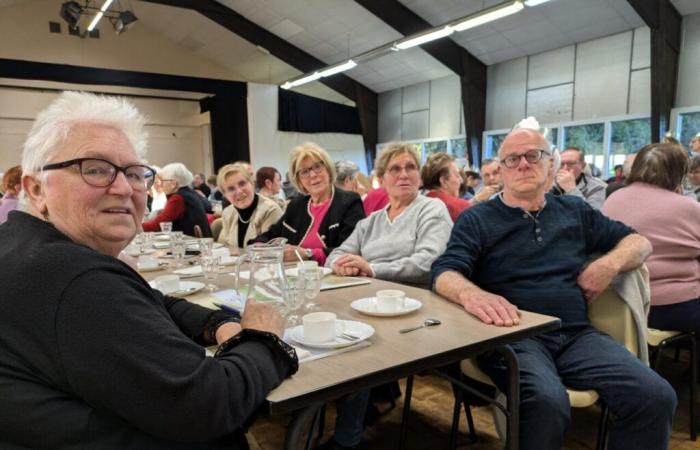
[139,0,379,166]
[627,0,682,141]
[355,0,487,167]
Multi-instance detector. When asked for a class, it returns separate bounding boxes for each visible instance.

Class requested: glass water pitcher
[235,238,289,308]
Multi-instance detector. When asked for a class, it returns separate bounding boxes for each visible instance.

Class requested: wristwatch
[303,248,313,259]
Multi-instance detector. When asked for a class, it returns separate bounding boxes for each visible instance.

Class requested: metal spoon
[399,319,442,334]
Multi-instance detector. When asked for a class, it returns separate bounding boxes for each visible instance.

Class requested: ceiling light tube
[281,72,322,89]
[394,26,454,50]
[452,0,524,32]
[319,60,357,77]
[87,0,114,31]
[524,0,552,6]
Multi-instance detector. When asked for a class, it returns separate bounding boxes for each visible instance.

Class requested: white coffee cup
[138,254,159,270]
[153,275,180,294]
[302,311,343,343]
[376,289,406,313]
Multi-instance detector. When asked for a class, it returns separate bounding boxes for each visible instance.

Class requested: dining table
[136,242,560,450]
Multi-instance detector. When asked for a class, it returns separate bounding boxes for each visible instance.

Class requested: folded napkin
[173,266,202,276]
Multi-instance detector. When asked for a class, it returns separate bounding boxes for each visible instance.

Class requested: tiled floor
[249,355,699,449]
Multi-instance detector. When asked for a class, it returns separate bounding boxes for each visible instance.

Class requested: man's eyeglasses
[41,158,156,191]
[298,161,325,179]
[385,163,418,177]
[500,149,549,169]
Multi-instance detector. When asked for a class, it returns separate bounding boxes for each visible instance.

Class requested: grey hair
[22,91,147,176]
[158,163,193,187]
[335,160,359,185]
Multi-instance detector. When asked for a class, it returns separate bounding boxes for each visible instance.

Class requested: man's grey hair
[22,91,147,176]
[159,163,193,188]
[334,160,359,185]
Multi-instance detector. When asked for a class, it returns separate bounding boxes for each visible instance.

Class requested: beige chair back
[211,218,223,242]
[589,287,639,357]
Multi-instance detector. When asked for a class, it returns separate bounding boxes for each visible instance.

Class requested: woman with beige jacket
[217,163,283,250]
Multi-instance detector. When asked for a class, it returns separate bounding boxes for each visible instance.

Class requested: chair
[210,218,223,242]
[454,281,643,450]
[193,225,203,239]
[647,328,697,440]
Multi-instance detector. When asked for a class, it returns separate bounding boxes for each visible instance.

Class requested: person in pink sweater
[421,152,472,222]
[603,143,700,338]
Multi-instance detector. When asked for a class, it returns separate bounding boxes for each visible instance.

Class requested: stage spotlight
[113,10,138,34]
[60,1,83,30]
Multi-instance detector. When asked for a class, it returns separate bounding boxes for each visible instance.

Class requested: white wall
[677,13,700,107]
[247,83,367,175]
[377,27,653,140]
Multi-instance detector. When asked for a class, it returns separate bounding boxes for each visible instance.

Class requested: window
[609,118,651,177]
[484,133,507,160]
[423,140,447,157]
[450,138,467,159]
[563,123,605,172]
[678,111,700,147]
[547,128,558,150]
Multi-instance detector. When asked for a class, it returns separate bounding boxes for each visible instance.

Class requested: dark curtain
[278,89,362,134]
[200,87,249,172]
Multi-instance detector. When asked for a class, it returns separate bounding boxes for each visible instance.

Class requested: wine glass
[302,267,322,312]
[199,238,214,257]
[200,255,220,291]
[285,279,306,327]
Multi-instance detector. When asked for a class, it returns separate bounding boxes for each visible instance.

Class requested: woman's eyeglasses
[41,158,156,191]
[500,149,549,169]
[298,161,325,179]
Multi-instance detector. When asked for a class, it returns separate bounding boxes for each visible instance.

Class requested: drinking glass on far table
[302,267,323,312]
[200,255,220,291]
[159,221,172,236]
[199,238,214,257]
[170,237,186,268]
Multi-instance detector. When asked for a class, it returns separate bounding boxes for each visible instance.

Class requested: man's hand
[459,291,520,327]
[215,321,242,344]
[473,184,500,203]
[332,254,372,277]
[555,169,577,192]
[240,299,285,337]
[577,259,617,303]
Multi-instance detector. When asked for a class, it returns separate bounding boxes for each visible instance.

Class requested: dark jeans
[649,298,700,334]
[478,326,676,450]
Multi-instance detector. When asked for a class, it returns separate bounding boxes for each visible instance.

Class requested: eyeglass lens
[299,161,324,179]
[81,159,154,190]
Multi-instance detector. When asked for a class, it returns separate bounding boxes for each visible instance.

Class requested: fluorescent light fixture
[319,60,357,77]
[452,0,524,32]
[87,0,114,31]
[394,26,454,50]
[281,72,322,89]
[524,0,553,5]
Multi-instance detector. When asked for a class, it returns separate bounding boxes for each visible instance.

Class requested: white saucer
[289,320,374,349]
[350,297,422,317]
[137,264,161,272]
[285,267,333,278]
[153,242,170,249]
[148,280,205,297]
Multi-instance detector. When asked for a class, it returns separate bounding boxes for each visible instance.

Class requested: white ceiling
[3,0,699,103]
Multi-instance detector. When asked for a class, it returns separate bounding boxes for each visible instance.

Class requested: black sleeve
[56,269,292,442]
[160,292,236,345]
[325,193,365,256]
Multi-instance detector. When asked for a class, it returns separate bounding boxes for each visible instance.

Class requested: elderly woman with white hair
[0,91,297,449]
[142,162,212,237]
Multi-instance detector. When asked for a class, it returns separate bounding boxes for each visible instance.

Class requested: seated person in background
[604,143,700,355]
[0,91,297,449]
[421,152,471,222]
[362,185,389,215]
[472,158,501,203]
[328,143,452,286]
[192,172,211,198]
[252,142,365,265]
[551,146,606,209]
[143,162,212,237]
[605,164,624,184]
[462,170,481,200]
[0,165,22,224]
[218,163,283,251]
[605,153,636,198]
[432,126,676,450]
[687,155,700,201]
[256,166,286,210]
[334,160,360,193]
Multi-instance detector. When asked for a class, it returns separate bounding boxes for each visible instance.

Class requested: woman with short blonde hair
[252,142,364,264]
[217,163,282,249]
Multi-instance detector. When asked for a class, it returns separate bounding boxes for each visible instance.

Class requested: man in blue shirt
[431,127,676,450]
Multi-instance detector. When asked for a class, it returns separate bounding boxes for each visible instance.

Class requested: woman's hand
[240,299,285,338]
[283,245,304,262]
[332,254,373,277]
[215,321,242,344]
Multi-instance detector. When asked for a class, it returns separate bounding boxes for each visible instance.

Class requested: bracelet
[215,329,299,376]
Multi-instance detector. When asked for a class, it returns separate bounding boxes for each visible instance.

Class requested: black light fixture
[59,1,83,30]
[113,10,138,34]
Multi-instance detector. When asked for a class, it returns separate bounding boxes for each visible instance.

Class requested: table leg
[284,404,324,450]
[497,346,520,450]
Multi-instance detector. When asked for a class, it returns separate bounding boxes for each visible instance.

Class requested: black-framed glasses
[298,161,325,179]
[500,149,550,169]
[41,158,156,191]
[385,163,418,177]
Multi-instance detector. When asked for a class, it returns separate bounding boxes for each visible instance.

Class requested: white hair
[158,163,193,187]
[21,91,147,176]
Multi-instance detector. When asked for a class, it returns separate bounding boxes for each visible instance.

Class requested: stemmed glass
[200,255,220,291]
[199,238,214,257]
[302,267,323,312]
[285,278,306,327]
